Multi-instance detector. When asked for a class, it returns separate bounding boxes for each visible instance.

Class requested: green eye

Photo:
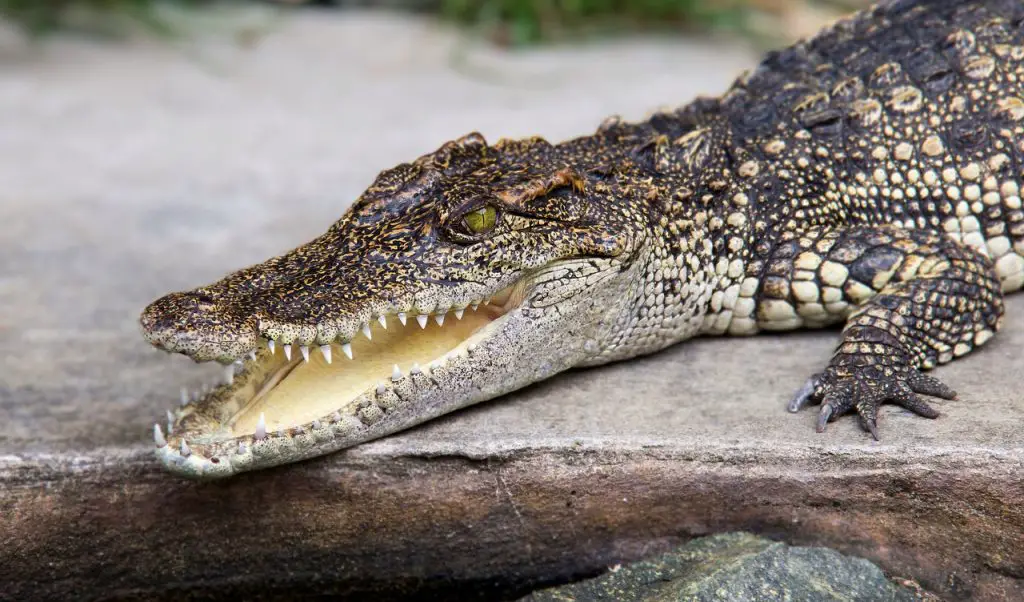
[462,205,498,234]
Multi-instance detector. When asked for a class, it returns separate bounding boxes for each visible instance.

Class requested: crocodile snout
[140,290,258,362]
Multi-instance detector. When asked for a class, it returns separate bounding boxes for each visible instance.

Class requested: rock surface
[522,533,922,602]
[0,8,1021,602]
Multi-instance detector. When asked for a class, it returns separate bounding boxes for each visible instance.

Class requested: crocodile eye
[462,205,498,234]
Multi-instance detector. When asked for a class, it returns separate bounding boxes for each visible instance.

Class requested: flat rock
[521,532,922,602]
[0,10,1021,602]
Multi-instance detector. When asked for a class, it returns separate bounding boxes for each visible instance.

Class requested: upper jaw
[140,286,507,366]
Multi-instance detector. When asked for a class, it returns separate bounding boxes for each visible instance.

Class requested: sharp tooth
[300,345,310,363]
[341,342,353,359]
[312,419,322,430]
[434,313,445,326]
[471,302,480,311]
[455,308,464,320]
[284,344,292,361]
[411,363,422,375]
[320,344,332,364]
[468,343,478,353]
[179,387,188,407]
[154,424,167,447]
[255,412,267,440]
[166,410,175,434]
[376,382,386,394]
[238,442,247,455]
[180,439,190,457]
[398,312,407,326]
[416,314,428,329]
[430,360,442,371]
[248,350,257,361]
[224,365,235,386]
[378,315,388,329]
[391,364,402,381]
[331,411,342,423]
[268,339,276,354]
[362,323,372,340]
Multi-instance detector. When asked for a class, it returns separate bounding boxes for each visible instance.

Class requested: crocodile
[141,0,1024,479]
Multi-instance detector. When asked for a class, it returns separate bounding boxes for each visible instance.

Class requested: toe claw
[815,404,833,433]
[788,373,821,413]
[855,398,881,439]
[860,416,880,441]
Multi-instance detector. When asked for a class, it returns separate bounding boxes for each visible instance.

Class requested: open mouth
[154,278,529,477]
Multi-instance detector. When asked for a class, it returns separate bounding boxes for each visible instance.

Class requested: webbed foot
[787,363,956,439]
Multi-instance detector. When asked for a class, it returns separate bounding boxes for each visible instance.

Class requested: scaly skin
[141,0,1024,478]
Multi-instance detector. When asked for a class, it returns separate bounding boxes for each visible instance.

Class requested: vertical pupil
[465,206,495,233]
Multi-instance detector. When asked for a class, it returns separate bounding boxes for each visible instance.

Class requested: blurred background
[3,0,869,44]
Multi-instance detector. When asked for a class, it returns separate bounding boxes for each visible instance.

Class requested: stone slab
[0,9,1021,601]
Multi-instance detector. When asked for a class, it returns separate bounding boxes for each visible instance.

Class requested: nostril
[141,291,219,333]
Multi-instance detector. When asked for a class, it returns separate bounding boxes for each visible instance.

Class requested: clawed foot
[787,365,957,439]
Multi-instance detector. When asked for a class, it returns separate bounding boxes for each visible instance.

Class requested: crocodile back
[706,0,1024,282]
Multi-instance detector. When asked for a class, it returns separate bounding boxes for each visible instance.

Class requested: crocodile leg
[760,224,1005,437]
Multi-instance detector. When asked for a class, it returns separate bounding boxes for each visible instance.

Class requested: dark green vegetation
[440,0,752,45]
[1,0,867,42]
[0,0,194,36]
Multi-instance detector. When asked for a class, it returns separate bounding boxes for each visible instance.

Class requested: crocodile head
[140,132,652,478]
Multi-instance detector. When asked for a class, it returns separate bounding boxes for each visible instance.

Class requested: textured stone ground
[0,9,1021,601]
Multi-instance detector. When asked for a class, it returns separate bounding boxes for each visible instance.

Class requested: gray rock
[521,533,921,602]
[0,9,1021,602]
